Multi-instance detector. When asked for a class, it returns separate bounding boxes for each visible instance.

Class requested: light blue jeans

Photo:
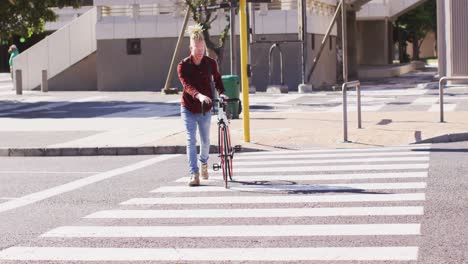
[181,106,211,174]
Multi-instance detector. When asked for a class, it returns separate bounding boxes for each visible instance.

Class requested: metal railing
[342,80,362,142]
[438,76,468,122]
[96,0,337,18]
[98,2,186,18]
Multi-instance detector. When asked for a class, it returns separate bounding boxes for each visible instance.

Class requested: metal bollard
[15,69,22,95]
[357,84,362,128]
[342,83,348,142]
[342,80,361,142]
[438,76,468,123]
[41,70,48,93]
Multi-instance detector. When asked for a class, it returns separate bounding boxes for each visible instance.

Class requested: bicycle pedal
[234,145,242,152]
[212,163,221,171]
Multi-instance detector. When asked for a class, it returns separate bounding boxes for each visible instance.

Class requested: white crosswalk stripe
[85,206,424,219]
[0,145,432,263]
[152,182,427,193]
[0,247,419,261]
[123,193,426,205]
[175,171,428,182]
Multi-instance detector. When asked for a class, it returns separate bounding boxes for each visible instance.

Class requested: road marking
[428,103,456,112]
[0,155,179,214]
[176,171,428,182]
[41,224,420,237]
[235,151,429,160]
[326,104,384,112]
[239,144,431,156]
[0,246,419,261]
[0,171,100,174]
[0,197,16,200]
[412,97,438,104]
[229,163,429,173]
[235,156,429,166]
[273,94,304,103]
[152,182,426,193]
[122,193,426,205]
[85,206,424,219]
[328,97,391,103]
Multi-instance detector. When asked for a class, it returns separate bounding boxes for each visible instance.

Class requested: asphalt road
[0,142,466,263]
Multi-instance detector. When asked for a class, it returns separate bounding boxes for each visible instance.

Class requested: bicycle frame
[216,97,230,128]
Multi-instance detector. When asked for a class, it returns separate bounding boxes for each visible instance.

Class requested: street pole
[162,7,190,95]
[299,0,306,84]
[341,0,348,83]
[239,0,250,142]
[230,0,237,75]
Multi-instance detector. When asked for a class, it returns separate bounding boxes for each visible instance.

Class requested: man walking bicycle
[177,24,227,186]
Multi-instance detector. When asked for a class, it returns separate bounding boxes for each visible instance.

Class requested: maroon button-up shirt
[177,55,225,114]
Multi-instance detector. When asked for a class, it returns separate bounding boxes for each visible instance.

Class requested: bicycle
[202,97,241,188]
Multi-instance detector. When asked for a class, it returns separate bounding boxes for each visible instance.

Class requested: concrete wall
[96,33,337,92]
[48,53,97,91]
[356,20,392,65]
[438,0,468,79]
[12,7,97,90]
[437,0,446,77]
[450,0,468,76]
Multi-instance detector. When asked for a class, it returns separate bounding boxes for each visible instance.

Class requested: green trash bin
[221,75,241,119]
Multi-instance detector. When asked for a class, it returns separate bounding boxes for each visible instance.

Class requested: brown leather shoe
[201,164,209,180]
[188,173,200,186]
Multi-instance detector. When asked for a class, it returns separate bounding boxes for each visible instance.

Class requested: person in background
[8,44,19,79]
[177,24,227,187]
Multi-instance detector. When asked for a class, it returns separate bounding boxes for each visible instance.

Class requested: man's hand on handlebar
[220,93,229,100]
[196,93,212,104]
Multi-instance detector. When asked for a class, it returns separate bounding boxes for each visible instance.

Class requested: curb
[0,145,264,157]
[414,132,468,144]
[1,133,467,157]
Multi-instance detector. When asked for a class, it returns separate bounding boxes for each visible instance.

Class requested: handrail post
[439,77,446,123]
[15,69,22,95]
[342,82,348,142]
[357,83,362,128]
[41,70,48,93]
[438,76,468,123]
[342,80,361,142]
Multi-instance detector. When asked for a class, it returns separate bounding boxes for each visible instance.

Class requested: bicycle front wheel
[219,124,228,188]
[223,125,233,181]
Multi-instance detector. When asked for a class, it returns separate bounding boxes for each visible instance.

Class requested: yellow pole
[239,0,251,142]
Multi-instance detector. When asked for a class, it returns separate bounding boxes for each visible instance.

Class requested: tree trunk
[412,40,419,60]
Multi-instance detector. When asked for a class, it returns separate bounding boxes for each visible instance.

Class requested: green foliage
[394,0,436,60]
[0,0,83,41]
[184,0,232,61]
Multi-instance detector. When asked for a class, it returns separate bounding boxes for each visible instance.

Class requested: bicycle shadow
[228,180,387,195]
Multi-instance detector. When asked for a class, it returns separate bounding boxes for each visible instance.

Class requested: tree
[184,0,231,64]
[394,0,437,62]
[0,0,83,42]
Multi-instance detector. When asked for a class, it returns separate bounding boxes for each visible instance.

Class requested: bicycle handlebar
[214,98,240,103]
[201,98,240,116]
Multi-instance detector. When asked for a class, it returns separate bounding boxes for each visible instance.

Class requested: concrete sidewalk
[0,70,467,156]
